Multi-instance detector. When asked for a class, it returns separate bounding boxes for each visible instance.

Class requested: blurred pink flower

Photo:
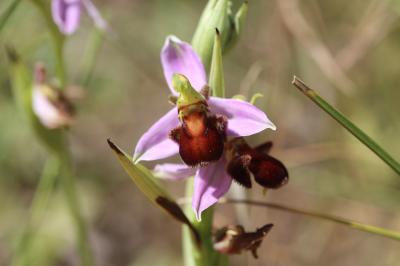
[134,36,276,220]
[51,0,107,35]
[32,64,74,129]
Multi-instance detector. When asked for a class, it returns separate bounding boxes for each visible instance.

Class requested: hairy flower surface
[134,36,276,219]
[51,0,107,35]
[226,138,289,189]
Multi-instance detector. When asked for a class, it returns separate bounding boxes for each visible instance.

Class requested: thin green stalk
[11,156,60,266]
[59,150,94,266]
[224,198,400,241]
[31,0,66,87]
[292,76,400,175]
[0,0,22,33]
[80,28,105,87]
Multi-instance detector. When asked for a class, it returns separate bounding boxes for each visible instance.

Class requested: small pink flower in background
[32,64,74,129]
[51,0,107,35]
[134,36,276,220]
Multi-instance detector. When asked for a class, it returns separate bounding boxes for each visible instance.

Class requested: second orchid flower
[51,0,107,35]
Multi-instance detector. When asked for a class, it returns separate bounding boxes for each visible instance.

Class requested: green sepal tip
[173,74,206,108]
[209,29,225,98]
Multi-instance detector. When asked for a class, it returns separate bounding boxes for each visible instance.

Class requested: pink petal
[32,87,72,129]
[208,97,276,136]
[82,0,108,31]
[134,107,180,162]
[192,159,232,221]
[51,0,82,35]
[153,163,196,180]
[161,36,207,94]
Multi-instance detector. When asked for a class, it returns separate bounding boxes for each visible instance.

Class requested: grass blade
[292,76,400,175]
[224,198,400,241]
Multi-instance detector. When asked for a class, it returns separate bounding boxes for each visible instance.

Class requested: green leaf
[209,29,225,98]
[0,0,22,33]
[292,76,400,176]
[107,139,201,245]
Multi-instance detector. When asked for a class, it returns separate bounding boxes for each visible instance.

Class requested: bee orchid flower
[32,64,74,129]
[51,0,107,35]
[134,36,277,220]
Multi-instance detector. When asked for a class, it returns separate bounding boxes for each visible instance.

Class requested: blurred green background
[1,0,400,265]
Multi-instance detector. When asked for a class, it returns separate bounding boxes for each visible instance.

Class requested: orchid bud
[191,0,230,68]
[192,0,248,69]
[223,1,248,52]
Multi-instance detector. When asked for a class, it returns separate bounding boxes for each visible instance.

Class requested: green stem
[11,156,60,266]
[224,198,400,241]
[0,0,22,33]
[31,0,66,87]
[292,76,400,175]
[183,180,228,266]
[80,28,105,87]
[59,150,94,266]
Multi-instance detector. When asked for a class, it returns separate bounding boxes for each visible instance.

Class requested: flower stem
[224,198,400,241]
[183,180,228,266]
[60,150,94,266]
[31,0,66,87]
[11,156,60,266]
[80,28,105,87]
[292,76,400,176]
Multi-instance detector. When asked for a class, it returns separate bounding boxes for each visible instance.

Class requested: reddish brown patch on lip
[171,111,227,166]
[227,155,252,188]
[249,153,288,189]
[226,138,289,189]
